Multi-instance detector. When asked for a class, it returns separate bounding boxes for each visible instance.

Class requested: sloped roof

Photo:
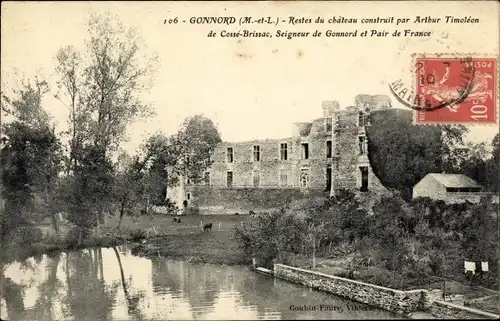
[428,173,483,188]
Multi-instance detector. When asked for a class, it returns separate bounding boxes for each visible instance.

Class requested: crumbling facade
[167,94,391,214]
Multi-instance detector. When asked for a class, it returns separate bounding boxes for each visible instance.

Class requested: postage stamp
[413,55,497,125]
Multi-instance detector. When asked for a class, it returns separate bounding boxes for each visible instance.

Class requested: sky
[1,1,499,155]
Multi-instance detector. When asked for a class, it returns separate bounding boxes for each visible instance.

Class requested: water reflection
[1,245,402,320]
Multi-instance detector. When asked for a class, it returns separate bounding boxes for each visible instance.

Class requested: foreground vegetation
[234,190,499,293]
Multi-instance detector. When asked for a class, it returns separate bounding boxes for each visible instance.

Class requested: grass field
[102,213,251,265]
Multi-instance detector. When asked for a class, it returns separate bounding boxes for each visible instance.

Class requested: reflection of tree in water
[1,270,27,321]
[153,261,222,318]
[63,248,119,321]
[151,259,181,294]
[23,252,64,320]
[112,246,147,320]
[181,263,220,310]
[231,269,283,319]
[1,253,64,321]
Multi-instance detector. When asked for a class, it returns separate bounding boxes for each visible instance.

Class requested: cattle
[140,209,147,215]
[249,210,256,216]
[173,217,182,224]
[234,212,239,215]
[203,223,213,232]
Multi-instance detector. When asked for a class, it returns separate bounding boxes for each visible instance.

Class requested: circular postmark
[389,55,476,112]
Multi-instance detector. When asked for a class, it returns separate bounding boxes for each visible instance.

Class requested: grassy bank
[3,213,250,266]
[104,214,249,265]
[0,231,125,264]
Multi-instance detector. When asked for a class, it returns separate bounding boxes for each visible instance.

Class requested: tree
[142,133,178,205]
[1,78,64,240]
[485,134,499,192]
[440,125,470,173]
[366,109,443,199]
[174,115,222,183]
[111,133,178,229]
[458,141,489,186]
[68,145,115,243]
[54,12,158,167]
[54,45,89,171]
[112,152,148,230]
[1,77,51,129]
[370,194,418,273]
[53,13,158,237]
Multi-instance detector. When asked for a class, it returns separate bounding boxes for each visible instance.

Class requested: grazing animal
[173,217,182,224]
[249,210,256,216]
[140,209,147,215]
[203,223,213,232]
[234,212,239,215]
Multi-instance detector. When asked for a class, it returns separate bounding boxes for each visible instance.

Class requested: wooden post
[218,221,221,230]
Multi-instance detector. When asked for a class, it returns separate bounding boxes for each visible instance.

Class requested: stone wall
[200,96,391,196]
[429,300,499,319]
[273,264,500,318]
[332,108,387,193]
[210,138,297,188]
[187,186,327,215]
[209,116,334,191]
[274,264,425,314]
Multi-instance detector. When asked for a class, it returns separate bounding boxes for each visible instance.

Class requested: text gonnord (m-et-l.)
[162,15,481,40]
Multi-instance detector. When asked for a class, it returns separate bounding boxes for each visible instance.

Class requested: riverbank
[2,214,250,266]
[105,213,249,265]
[0,232,126,264]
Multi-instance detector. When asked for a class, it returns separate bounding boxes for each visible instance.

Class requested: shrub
[234,211,282,267]
[428,252,445,276]
[129,228,147,241]
[185,207,200,215]
[12,225,44,246]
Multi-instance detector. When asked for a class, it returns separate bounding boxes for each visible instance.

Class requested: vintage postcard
[1,1,499,320]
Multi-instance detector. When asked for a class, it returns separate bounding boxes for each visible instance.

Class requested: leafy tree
[54,13,158,164]
[142,133,178,205]
[52,13,158,238]
[370,194,419,272]
[1,78,64,240]
[485,134,499,192]
[113,153,146,230]
[440,125,470,173]
[234,211,281,267]
[366,109,443,199]
[174,115,222,183]
[68,145,115,242]
[1,77,51,129]
[461,198,498,262]
[111,133,179,229]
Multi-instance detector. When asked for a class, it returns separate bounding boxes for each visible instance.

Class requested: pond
[0,245,403,320]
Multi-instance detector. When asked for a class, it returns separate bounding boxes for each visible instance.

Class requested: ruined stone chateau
[167,94,392,215]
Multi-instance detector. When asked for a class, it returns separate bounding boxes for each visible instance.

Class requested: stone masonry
[274,264,425,314]
[167,94,390,213]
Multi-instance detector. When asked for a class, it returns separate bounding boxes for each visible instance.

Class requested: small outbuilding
[412,173,490,204]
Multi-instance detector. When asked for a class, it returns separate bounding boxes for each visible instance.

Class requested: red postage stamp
[414,57,497,125]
